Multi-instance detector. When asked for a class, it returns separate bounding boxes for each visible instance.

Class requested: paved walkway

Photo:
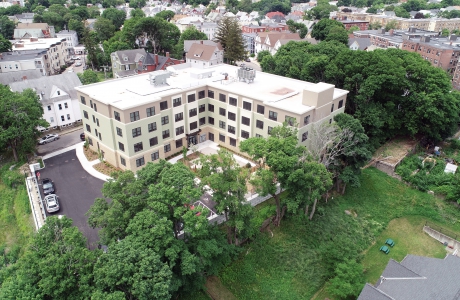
[74,143,111,182]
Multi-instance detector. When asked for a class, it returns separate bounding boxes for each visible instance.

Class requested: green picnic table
[385,238,395,247]
[380,245,390,254]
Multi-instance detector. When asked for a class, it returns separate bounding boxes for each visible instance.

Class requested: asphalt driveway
[39,150,104,248]
[37,129,84,157]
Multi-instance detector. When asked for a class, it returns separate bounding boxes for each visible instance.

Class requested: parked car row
[37,134,59,145]
[41,178,60,213]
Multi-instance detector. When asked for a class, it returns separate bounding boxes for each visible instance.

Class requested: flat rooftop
[76,63,348,113]
[12,38,66,51]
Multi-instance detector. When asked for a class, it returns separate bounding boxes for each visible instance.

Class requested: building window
[136,157,145,167]
[176,126,184,135]
[96,118,99,126]
[93,103,97,112]
[86,124,91,132]
[268,126,273,134]
[242,116,250,126]
[160,101,168,110]
[219,134,225,142]
[118,142,125,151]
[120,156,126,166]
[150,137,158,146]
[47,105,51,111]
[241,130,249,139]
[257,104,265,115]
[189,108,197,117]
[161,116,169,125]
[146,107,155,117]
[219,120,225,129]
[148,122,157,132]
[190,121,198,130]
[208,90,214,98]
[130,111,140,122]
[285,116,295,126]
[269,111,278,121]
[132,127,141,137]
[50,117,54,123]
[229,97,237,106]
[175,112,183,122]
[331,104,334,112]
[64,103,68,109]
[114,111,120,121]
[164,144,171,153]
[173,97,181,107]
[209,117,215,125]
[61,115,65,121]
[199,104,206,113]
[93,115,96,123]
[219,108,226,116]
[302,132,308,142]
[116,127,122,137]
[176,139,183,148]
[208,104,214,112]
[256,120,263,129]
[338,100,343,109]
[188,94,196,103]
[58,104,62,110]
[228,112,236,121]
[230,138,236,146]
[134,142,143,152]
[199,117,206,126]
[83,111,88,119]
[228,125,235,134]
[243,101,251,111]
[256,134,262,138]
[304,115,310,125]
[80,96,86,104]
[88,137,93,145]
[329,119,332,124]
[198,90,205,99]
[219,93,226,102]
[209,132,214,141]
[151,151,159,161]
[162,129,170,139]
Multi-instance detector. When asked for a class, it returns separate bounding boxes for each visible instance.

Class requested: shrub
[1,170,24,188]
[37,158,44,169]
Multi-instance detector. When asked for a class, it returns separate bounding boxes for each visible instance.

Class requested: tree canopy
[174,26,208,58]
[0,34,11,52]
[214,17,246,63]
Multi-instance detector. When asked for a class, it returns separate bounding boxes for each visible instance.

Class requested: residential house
[175,16,204,32]
[13,23,56,39]
[265,11,285,20]
[348,38,371,50]
[0,69,43,85]
[242,33,257,54]
[56,30,79,52]
[192,22,219,40]
[75,62,348,172]
[9,72,83,130]
[185,41,224,68]
[9,38,71,75]
[0,50,48,75]
[12,13,34,23]
[111,48,183,78]
[255,32,301,55]
[357,255,460,300]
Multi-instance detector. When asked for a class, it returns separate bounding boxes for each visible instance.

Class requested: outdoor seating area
[379,238,396,254]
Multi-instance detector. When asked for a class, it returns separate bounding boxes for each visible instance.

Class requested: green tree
[214,17,245,63]
[384,20,398,31]
[441,28,450,36]
[306,1,338,20]
[130,8,145,18]
[286,19,308,38]
[155,10,175,21]
[324,26,349,45]
[78,70,100,85]
[347,25,360,34]
[83,28,105,69]
[134,17,180,54]
[0,86,48,161]
[174,26,208,58]
[327,260,365,299]
[129,0,146,8]
[0,16,14,39]
[0,34,12,52]
[68,19,85,39]
[311,19,345,41]
[256,50,271,63]
[101,7,126,29]
[94,17,116,42]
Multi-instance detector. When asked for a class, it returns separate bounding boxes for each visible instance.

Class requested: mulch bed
[83,146,99,161]
[93,161,121,176]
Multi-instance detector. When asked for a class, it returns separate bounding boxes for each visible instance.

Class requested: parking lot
[39,150,104,248]
[37,129,84,156]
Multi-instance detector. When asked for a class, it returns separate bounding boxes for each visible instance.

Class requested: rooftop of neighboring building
[0,69,43,85]
[75,62,348,113]
[348,37,372,49]
[11,38,67,51]
[16,23,50,30]
[56,30,77,35]
[0,49,47,61]
[184,40,222,52]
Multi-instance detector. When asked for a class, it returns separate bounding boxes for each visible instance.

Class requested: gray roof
[0,49,47,62]
[114,48,148,64]
[358,255,460,300]
[0,69,43,85]
[9,72,82,105]
[184,40,221,52]
[358,284,393,300]
[348,38,372,50]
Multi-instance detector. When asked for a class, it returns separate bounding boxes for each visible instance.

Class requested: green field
[214,167,460,300]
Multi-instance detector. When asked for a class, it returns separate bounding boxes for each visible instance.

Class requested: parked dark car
[42,178,55,195]
[80,133,85,141]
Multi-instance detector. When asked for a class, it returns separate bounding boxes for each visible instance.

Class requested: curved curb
[75,143,111,182]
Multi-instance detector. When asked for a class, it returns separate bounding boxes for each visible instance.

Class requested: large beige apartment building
[75,63,349,172]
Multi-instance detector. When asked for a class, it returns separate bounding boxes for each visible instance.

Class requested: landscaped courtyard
[183,167,460,300]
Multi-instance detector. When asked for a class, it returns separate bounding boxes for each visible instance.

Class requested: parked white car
[38,134,59,145]
[44,194,60,213]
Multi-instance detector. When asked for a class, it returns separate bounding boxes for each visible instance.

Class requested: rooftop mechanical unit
[149,70,171,86]
[237,64,256,84]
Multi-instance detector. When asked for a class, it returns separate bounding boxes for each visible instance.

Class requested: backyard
[185,167,460,300]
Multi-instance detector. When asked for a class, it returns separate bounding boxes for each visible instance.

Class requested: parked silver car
[44,194,60,213]
[38,134,59,145]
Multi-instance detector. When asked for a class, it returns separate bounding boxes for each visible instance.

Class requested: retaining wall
[423,226,460,251]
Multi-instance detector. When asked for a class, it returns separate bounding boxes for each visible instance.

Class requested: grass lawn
[212,167,460,300]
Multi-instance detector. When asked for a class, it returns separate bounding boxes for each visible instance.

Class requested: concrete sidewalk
[75,143,111,182]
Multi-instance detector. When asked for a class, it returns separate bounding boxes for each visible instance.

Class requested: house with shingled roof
[255,32,301,55]
[357,254,460,300]
[185,41,223,68]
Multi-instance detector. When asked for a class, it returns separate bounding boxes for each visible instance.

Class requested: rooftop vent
[237,64,256,84]
[149,70,171,86]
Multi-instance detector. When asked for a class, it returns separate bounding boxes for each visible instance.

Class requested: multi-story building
[242,32,257,54]
[0,50,47,75]
[11,37,71,75]
[56,30,79,50]
[192,22,219,40]
[111,49,182,78]
[255,32,301,55]
[75,63,348,172]
[13,23,56,39]
[9,72,83,130]
[185,42,224,68]
[338,20,369,31]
